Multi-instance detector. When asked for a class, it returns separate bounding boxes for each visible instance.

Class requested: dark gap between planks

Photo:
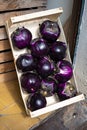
[0,69,15,74]
[0,60,13,65]
[0,60,15,73]
[0,49,11,53]
[0,6,46,14]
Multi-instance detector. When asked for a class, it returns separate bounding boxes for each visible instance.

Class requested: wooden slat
[10,7,63,25]
[30,94,84,118]
[0,40,10,51]
[0,71,17,82]
[0,27,7,40]
[0,61,15,74]
[0,7,46,27]
[0,51,13,63]
[0,0,47,12]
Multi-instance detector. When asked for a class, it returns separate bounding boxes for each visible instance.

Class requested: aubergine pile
[11,20,77,111]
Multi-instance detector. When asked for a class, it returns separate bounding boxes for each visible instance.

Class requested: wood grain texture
[0,80,22,111]
[0,7,46,27]
[0,79,48,130]
[0,51,13,63]
[0,61,15,73]
[0,27,7,40]
[0,39,10,51]
[0,0,47,12]
[0,71,17,82]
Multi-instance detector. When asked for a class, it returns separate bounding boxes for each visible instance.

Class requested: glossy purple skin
[49,41,67,61]
[42,77,58,94]
[37,57,54,78]
[30,38,49,58]
[16,53,37,72]
[40,20,61,42]
[21,72,41,93]
[27,93,47,111]
[57,83,69,100]
[55,60,73,83]
[57,82,77,101]
[11,27,32,49]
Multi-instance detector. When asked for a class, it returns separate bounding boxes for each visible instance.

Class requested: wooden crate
[6,8,85,118]
[0,0,47,82]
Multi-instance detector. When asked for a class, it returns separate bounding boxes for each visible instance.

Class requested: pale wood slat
[0,39,10,51]
[10,7,63,25]
[0,51,13,63]
[0,7,46,27]
[0,0,47,12]
[0,61,15,73]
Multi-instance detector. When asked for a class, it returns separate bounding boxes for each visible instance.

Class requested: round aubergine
[27,93,47,111]
[49,41,67,62]
[37,57,54,78]
[55,60,73,83]
[16,53,37,72]
[40,20,61,42]
[30,38,49,58]
[11,27,32,49]
[21,72,41,93]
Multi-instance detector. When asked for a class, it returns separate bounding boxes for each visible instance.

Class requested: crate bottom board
[29,94,84,118]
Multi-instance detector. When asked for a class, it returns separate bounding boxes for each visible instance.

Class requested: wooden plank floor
[0,79,50,130]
